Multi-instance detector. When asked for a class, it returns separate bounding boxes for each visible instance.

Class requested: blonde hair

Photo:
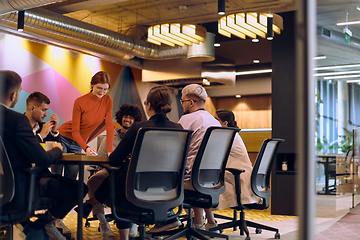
[182,84,207,102]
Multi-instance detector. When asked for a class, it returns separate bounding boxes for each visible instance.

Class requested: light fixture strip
[182,24,206,42]
[313,56,326,60]
[236,69,272,76]
[218,21,231,37]
[227,14,256,38]
[154,25,185,46]
[346,79,360,83]
[147,23,206,46]
[314,63,360,70]
[219,17,246,39]
[246,13,267,33]
[159,24,186,46]
[314,70,360,77]
[150,25,176,47]
[235,13,266,38]
[323,74,360,80]
[171,24,200,44]
[337,20,360,26]
[167,24,193,45]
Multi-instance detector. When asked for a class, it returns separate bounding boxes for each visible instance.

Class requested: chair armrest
[226,168,245,176]
[100,164,122,173]
[22,166,44,175]
[225,168,245,207]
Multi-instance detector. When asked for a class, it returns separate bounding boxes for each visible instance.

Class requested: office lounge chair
[211,138,284,240]
[0,136,57,240]
[104,127,192,240]
[152,126,240,240]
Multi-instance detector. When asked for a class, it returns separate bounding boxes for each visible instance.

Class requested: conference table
[59,153,109,240]
[316,154,338,195]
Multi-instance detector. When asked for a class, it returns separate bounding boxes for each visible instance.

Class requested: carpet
[60,208,295,239]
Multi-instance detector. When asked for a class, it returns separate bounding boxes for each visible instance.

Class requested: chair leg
[195,228,228,239]
[233,209,238,231]
[213,213,234,221]
[246,220,279,233]
[7,224,14,240]
[138,224,147,240]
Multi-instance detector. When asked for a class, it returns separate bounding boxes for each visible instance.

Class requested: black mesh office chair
[0,136,56,240]
[152,126,240,240]
[104,127,192,239]
[210,138,284,240]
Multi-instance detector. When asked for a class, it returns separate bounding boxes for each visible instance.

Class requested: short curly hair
[115,103,142,126]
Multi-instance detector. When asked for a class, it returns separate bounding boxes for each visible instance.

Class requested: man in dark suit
[24,91,73,235]
[25,91,60,143]
[0,70,88,240]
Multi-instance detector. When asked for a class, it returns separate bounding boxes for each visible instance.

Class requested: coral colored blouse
[59,92,114,153]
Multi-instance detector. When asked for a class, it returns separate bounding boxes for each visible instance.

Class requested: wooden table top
[60,153,109,163]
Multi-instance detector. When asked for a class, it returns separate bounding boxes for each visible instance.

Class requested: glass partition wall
[316,0,360,226]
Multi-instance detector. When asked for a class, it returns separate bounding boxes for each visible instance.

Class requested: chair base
[152,225,229,240]
[151,210,229,240]
[213,211,280,240]
[84,213,114,228]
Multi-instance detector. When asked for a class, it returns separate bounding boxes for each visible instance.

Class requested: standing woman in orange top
[53,71,114,180]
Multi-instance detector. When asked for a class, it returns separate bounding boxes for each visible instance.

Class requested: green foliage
[316,136,329,153]
[329,128,353,154]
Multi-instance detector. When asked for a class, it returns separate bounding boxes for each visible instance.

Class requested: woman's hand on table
[85,147,98,156]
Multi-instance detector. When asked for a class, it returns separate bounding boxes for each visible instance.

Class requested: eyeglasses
[180,99,194,104]
[95,86,109,93]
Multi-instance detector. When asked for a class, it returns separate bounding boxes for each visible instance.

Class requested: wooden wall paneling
[240,131,272,152]
[213,95,272,129]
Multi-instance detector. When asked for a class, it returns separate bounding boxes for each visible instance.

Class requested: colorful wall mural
[0,33,145,125]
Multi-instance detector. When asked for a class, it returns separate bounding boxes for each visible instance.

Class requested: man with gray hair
[178,83,221,231]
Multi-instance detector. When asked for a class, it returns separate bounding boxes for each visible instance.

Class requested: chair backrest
[250,138,284,208]
[190,126,240,208]
[0,135,15,208]
[125,127,192,223]
[345,149,354,164]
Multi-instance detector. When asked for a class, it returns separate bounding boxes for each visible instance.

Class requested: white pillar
[338,81,348,139]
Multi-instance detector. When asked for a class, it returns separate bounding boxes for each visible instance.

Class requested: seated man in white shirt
[25,91,60,143]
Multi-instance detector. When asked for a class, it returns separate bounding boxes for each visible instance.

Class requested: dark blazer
[0,105,62,210]
[35,122,60,143]
[109,113,183,167]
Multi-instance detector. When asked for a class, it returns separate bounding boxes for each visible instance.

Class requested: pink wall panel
[21,68,82,122]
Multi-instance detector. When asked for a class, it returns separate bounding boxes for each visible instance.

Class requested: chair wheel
[275,232,280,239]
[255,228,262,234]
[85,222,90,228]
